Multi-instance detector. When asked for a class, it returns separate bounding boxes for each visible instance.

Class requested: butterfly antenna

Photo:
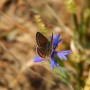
[52,32,53,38]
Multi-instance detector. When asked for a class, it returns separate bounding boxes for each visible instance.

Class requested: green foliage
[54,55,64,67]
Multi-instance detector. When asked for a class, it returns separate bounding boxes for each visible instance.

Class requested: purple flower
[34,34,71,69]
[53,34,62,49]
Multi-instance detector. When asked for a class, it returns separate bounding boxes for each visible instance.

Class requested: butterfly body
[36,32,53,58]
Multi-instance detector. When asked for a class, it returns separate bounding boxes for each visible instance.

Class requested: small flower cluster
[34,34,71,69]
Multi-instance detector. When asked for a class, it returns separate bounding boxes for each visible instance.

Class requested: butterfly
[36,32,53,58]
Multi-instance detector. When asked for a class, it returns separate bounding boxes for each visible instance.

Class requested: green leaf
[53,67,70,84]
[54,55,64,67]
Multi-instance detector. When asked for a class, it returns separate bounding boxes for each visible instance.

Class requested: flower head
[53,34,62,49]
[34,33,71,69]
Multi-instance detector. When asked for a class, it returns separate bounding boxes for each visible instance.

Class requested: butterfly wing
[36,32,53,58]
[51,32,53,48]
[46,33,53,56]
[36,47,47,58]
[36,32,48,47]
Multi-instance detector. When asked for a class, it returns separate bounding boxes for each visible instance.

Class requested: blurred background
[0,0,90,90]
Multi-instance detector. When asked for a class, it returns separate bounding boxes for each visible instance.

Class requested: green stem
[71,14,79,30]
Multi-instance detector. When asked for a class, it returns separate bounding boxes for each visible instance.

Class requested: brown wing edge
[36,32,48,47]
[36,47,47,58]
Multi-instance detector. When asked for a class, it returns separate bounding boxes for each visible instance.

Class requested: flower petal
[57,50,71,60]
[53,34,62,49]
[34,56,43,62]
[50,58,59,69]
